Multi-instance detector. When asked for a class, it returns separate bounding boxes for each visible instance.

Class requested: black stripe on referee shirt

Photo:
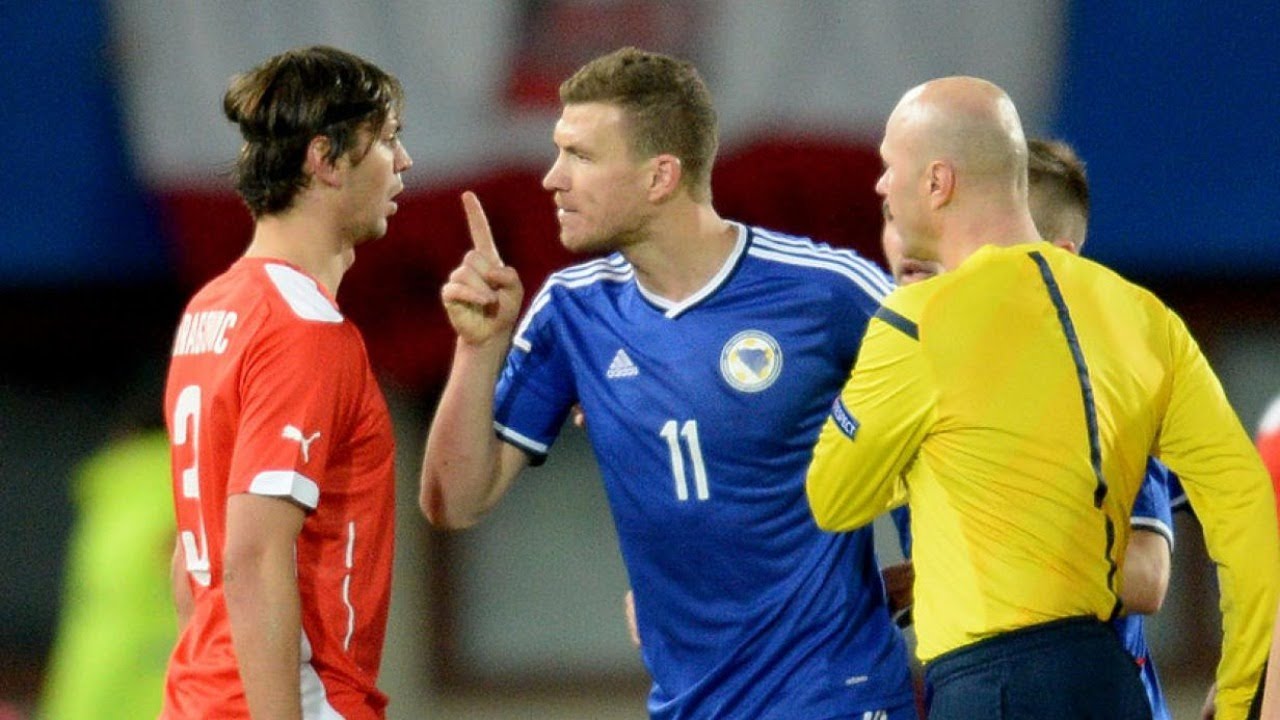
[874,306,919,340]
[1028,250,1123,620]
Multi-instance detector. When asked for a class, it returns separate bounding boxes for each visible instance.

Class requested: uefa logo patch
[720,330,782,393]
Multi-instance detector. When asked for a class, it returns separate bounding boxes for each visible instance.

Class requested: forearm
[1186,462,1278,718]
[1158,322,1279,717]
[1208,509,1279,719]
[1261,600,1280,719]
[420,338,515,528]
[806,318,933,531]
[1120,530,1170,615]
[806,394,916,532]
[806,416,900,531]
[224,540,302,720]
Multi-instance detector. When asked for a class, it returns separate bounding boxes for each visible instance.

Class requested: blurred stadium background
[2,1,1277,717]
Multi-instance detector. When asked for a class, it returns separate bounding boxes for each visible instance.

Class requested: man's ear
[927,160,955,210]
[1050,238,1079,255]
[647,154,683,202]
[304,135,342,188]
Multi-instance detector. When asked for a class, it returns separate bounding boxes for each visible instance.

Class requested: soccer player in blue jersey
[420,47,914,718]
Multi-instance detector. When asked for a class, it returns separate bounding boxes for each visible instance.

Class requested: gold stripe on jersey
[806,242,1278,720]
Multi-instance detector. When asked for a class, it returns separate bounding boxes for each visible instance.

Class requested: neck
[940,204,1043,271]
[623,201,736,303]
[242,203,355,295]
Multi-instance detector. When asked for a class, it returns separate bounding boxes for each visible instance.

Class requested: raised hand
[441,191,524,346]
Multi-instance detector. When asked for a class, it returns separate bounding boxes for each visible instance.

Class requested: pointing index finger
[461,191,502,266]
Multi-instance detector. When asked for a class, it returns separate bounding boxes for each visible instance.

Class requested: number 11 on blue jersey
[660,419,709,501]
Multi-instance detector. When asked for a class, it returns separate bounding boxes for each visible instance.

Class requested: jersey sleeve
[228,311,361,510]
[1130,459,1175,552]
[1154,307,1279,718]
[890,505,913,559]
[830,246,896,367]
[493,286,575,463]
[806,294,937,532]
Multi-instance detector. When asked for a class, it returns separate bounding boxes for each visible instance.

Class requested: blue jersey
[1112,458,1179,720]
[494,224,913,719]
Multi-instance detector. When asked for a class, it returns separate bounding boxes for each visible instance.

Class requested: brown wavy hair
[222,46,403,217]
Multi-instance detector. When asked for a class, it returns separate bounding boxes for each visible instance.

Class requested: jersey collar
[633,222,748,319]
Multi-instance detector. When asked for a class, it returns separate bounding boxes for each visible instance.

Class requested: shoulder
[215,262,363,369]
[545,254,633,290]
[512,254,632,351]
[528,254,633,308]
[877,276,939,333]
[198,260,347,328]
[256,262,346,324]
[1259,393,1280,438]
[745,226,894,302]
[1043,245,1168,312]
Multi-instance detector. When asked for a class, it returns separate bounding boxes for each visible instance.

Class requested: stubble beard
[561,217,647,257]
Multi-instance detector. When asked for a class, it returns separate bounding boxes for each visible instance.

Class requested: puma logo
[282,425,321,463]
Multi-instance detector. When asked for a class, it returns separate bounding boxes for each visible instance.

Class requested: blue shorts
[924,617,1150,720]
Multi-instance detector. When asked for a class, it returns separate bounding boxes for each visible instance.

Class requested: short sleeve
[890,506,913,559]
[229,313,361,510]
[493,287,576,462]
[1130,459,1175,552]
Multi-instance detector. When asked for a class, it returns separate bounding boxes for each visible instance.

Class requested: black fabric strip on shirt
[874,306,919,340]
[1028,250,1120,612]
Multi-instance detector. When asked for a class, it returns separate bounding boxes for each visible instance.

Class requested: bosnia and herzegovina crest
[720,330,783,393]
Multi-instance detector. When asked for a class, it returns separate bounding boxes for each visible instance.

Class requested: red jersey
[161,258,396,719]
[1259,393,1280,522]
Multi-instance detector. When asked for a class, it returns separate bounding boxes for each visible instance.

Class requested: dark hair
[222,46,403,218]
[560,47,718,202]
[1027,138,1089,243]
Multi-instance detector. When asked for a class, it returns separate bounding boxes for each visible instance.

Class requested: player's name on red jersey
[172,310,239,357]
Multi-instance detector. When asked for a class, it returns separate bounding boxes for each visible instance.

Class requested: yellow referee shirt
[806,242,1277,719]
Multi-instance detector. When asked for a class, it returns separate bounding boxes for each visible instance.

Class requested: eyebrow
[557,140,586,157]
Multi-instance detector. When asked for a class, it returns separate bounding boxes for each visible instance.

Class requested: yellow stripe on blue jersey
[806,242,1278,720]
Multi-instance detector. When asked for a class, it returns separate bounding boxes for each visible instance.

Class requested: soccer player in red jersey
[1257,392,1280,719]
[161,46,411,719]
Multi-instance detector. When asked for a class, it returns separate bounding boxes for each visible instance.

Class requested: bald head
[892,76,1028,189]
[877,76,1042,269]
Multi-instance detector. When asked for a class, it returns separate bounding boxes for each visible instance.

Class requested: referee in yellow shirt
[806,76,1278,720]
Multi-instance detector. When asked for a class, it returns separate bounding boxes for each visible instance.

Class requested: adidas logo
[606,349,639,379]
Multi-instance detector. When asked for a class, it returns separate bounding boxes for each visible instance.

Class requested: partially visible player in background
[1257,394,1280,514]
[38,383,173,720]
[1256,392,1280,719]
[162,46,411,719]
